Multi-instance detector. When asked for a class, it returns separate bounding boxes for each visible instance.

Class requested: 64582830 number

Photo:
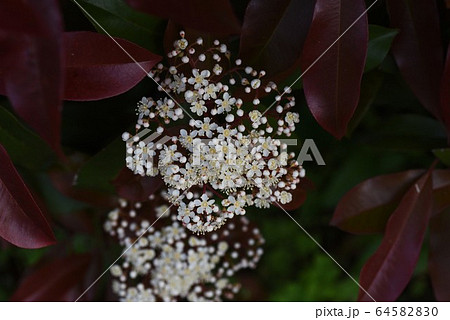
[375,307,438,317]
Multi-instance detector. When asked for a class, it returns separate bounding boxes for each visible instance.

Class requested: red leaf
[0,144,55,249]
[63,31,162,101]
[358,172,433,301]
[429,210,450,301]
[239,0,316,78]
[301,0,368,139]
[126,0,241,35]
[440,44,450,142]
[387,0,443,119]
[112,168,164,202]
[10,254,92,301]
[0,0,43,35]
[331,170,424,235]
[0,0,63,151]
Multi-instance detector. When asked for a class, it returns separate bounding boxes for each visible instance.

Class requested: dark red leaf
[387,0,443,119]
[126,0,241,35]
[112,168,164,202]
[239,0,315,78]
[10,254,92,301]
[358,172,433,301]
[0,0,63,151]
[0,0,43,35]
[429,209,450,301]
[331,170,424,235]
[63,31,161,101]
[440,44,450,142]
[0,144,55,248]
[301,0,368,139]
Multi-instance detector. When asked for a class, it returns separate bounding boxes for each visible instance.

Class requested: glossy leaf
[239,0,315,77]
[77,0,165,53]
[440,44,450,142]
[365,25,398,72]
[429,210,450,301]
[0,106,55,170]
[366,114,447,151]
[0,144,55,248]
[113,168,164,202]
[10,254,92,301]
[0,0,63,151]
[126,0,241,35]
[331,170,424,234]
[358,172,433,301]
[63,31,161,101]
[387,0,443,119]
[301,0,368,139]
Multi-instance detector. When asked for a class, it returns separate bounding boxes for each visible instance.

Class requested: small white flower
[249,110,262,123]
[250,79,261,89]
[170,74,186,93]
[137,97,153,118]
[245,160,264,178]
[176,38,188,50]
[225,195,246,215]
[278,191,293,204]
[203,83,219,100]
[213,64,223,75]
[195,118,218,138]
[215,92,236,114]
[188,69,210,89]
[193,194,215,214]
[190,100,207,116]
[285,112,299,126]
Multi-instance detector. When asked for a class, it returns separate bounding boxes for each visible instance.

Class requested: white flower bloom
[249,110,262,123]
[278,191,293,204]
[188,69,210,89]
[124,32,304,233]
[215,92,236,114]
[285,112,299,126]
[137,97,153,118]
[225,195,246,215]
[176,38,188,50]
[193,194,215,214]
[195,117,218,138]
[170,74,186,93]
[203,83,219,100]
[190,100,207,116]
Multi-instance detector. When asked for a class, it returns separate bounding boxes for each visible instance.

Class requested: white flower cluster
[123,31,305,233]
[104,194,264,302]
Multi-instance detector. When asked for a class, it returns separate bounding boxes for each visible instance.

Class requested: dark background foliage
[0,0,450,301]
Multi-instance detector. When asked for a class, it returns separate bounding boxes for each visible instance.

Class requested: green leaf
[75,0,165,53]
[75,137,124,193]
[367,114,447,151]
[0,106,55,170]
[433,148,450,167]
[347,71,384,135]
[365,25,398,72]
